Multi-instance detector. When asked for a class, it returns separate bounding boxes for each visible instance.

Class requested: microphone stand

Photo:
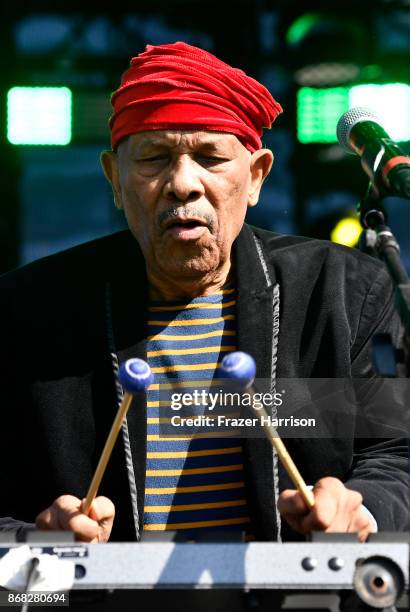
[358,182,410,483]
[358,182,410,377]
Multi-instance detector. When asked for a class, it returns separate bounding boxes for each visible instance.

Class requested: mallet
[82,358,153,514]
[219,351,315,510]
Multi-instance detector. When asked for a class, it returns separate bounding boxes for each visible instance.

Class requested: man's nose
[163,156,205,202]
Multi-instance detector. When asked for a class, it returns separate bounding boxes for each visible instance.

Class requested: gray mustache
[158,207,214,231]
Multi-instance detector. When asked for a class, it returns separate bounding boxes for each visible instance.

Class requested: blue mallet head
[118,358,153,393]
[218,351,256,389]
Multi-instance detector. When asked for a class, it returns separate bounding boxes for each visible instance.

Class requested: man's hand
[278,477,376,542]
[35,495,115,543]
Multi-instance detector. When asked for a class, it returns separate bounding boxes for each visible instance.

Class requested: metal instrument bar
[1,542,407,591]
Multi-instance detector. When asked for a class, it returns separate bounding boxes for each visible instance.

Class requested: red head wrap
[109,41,282,152]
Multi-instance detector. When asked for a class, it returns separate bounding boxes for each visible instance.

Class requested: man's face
[102,130,272,284]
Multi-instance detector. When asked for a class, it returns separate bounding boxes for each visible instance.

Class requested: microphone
[336,107,410,199]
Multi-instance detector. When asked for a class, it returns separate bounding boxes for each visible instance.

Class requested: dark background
[1,0,409,274]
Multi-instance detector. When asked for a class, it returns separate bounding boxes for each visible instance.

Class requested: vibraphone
[0,533,408,611]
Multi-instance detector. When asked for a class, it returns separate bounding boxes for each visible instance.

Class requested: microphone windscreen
[336,106,381,152]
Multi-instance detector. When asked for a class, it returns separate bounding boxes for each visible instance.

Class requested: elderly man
[0,42,408,544]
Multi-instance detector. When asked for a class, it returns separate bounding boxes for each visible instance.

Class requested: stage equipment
[7,87,72,146]
[0,534,407,611]
[337,107,410,199]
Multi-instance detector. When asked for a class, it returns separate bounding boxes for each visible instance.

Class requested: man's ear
[100,150,123,209]
[248,148,274,207]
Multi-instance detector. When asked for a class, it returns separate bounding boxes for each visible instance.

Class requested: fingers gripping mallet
[82,358,153,514]
[219,351,315,510]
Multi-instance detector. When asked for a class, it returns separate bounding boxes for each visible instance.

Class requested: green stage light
[297,83,410,144]
[7,86,72,145]
[286,12,322,46]
[297,87,349,143]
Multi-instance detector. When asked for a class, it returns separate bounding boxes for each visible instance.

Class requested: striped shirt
[144,287,250,534]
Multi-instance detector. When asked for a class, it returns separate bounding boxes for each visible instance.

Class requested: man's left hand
[277,477,376,542]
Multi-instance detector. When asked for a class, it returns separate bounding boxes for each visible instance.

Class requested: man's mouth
[164,218,209,241]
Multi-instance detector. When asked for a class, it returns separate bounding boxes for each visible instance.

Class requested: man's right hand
[35,495,115,543]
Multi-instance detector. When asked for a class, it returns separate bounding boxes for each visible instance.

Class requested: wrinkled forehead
[119,130,250,156]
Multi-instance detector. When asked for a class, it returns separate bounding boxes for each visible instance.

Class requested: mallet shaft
[219,352,315,510]
[83,392,133,514]
[250,403,315,509]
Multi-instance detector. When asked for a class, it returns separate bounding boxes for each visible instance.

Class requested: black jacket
[0,224,408,540]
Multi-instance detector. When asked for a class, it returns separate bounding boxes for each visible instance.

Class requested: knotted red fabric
[109,42,283,152]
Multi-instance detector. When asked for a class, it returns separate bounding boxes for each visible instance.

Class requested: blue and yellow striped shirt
[144,287,250,533]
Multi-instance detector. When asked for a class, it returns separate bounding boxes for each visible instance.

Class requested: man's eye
[198,155,228,163]
[138,155,168,162]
